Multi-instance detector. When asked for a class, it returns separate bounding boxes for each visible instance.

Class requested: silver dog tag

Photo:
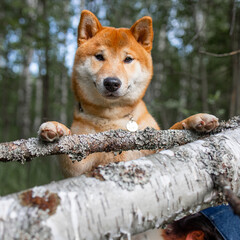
[126,119,138,132]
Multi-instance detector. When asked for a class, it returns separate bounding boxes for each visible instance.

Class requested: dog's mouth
[101,85,131,100]
[103,93,121,99]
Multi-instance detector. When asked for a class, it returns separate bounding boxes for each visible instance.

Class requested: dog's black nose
[103,77,122,92]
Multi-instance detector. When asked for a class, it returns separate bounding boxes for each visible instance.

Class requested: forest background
[0,0,239,196]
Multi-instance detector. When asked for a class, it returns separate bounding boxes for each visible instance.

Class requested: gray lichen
[167,133,237,182]
[201,136,237,181]
[0,141,27,163]
[90,160,154,191]
[1,187,62,239]
[1,204,52,240]
[212,115,240,133]
[59,134,89,162]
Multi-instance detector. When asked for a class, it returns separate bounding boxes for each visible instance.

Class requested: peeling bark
[0,116,240,163]
[0,121,240,240]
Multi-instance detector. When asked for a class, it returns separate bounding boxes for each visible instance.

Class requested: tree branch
[1,121,240,239]
[199,49,240,57]
[0,116,239,163]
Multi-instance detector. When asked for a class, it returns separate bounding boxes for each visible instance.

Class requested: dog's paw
[38,121,71,142]
[183,113,219,132]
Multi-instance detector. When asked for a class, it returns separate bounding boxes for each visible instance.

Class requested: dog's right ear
[77,10,102,46]
[130,16,153,52]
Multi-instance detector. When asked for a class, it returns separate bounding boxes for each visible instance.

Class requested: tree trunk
[41,47,50,122]
[1,53,10,140]
[195,1,209,113]
[17,0,38,138]
[59,69,68,125]
[20,49,34,138]
[178,59,188,121]
[229,1,240,117]
[0,121,240,239]
[59,24,69,125]
[33,64,43,132]
[81,0,85,10]
[41,0,50,122]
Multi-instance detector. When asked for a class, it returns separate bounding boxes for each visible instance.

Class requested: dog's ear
[130,16,153,52]
[78,10,102,46]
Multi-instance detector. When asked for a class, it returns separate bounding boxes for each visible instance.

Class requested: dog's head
[72,10,153,107]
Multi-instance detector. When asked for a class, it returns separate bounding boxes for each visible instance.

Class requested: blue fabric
[201,205,240,240]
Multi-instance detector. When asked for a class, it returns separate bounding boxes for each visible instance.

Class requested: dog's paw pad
[189,114,219,132]
[38,122,70,142]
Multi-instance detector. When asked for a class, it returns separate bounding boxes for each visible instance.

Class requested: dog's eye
[95,54,104,61]
[124,56,133,63]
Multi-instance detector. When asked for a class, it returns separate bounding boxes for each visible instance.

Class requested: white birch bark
[0,126,240,240]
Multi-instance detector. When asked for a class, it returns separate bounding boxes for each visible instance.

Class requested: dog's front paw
[183,113,219,132]
[38,121,71,142]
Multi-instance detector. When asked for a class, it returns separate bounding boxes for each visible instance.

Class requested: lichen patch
[87,160,153,191]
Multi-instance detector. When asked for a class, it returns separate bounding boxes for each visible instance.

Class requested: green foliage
[0,0,74,195]
[0,157,63,196]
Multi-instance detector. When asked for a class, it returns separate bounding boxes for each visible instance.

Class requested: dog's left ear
[130,16,153,52]
[78,10,102,46]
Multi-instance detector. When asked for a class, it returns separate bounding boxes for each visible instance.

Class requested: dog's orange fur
[39,10,219,177]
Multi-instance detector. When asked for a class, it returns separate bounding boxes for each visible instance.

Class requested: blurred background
[0,0,239,195]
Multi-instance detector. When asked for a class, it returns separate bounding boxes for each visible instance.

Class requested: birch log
[1,125,240,240]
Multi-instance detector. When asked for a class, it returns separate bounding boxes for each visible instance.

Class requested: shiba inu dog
[38,10,219,177]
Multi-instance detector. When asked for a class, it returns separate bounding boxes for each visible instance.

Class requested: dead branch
[199,49,240,57]
[0,116,239,163]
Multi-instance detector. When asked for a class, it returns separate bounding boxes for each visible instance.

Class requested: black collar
[78,102,84,112]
